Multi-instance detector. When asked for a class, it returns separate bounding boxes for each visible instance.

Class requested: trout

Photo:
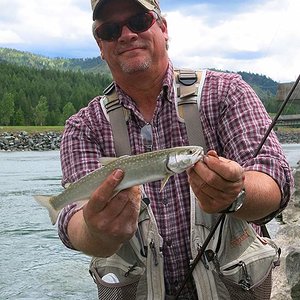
[34,146,204,224]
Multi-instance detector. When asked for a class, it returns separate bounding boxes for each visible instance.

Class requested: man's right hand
[68,169,141,257]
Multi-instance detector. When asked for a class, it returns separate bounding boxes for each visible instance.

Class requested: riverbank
[0,129,300,151]
[0,131,61,151]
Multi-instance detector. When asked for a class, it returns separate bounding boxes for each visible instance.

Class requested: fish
[34,146,204,225]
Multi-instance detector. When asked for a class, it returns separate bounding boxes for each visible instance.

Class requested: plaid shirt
[58,63,293,298]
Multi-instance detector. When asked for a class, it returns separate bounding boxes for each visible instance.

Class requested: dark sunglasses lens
[96,12,155,41]
[96,23,121,41]
[128,13,154,33]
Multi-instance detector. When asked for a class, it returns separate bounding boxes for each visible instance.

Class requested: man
[58,0,293,298]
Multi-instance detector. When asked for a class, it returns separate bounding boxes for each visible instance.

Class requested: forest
[0,62,111,126]
[0,47,297,126]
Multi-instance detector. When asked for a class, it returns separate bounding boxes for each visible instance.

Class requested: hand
[82,169,141,255]
[187,150,245,214]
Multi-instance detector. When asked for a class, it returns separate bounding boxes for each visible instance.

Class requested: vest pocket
[214,267,272,300]
[90,256,145,300]
[210,237,278,300]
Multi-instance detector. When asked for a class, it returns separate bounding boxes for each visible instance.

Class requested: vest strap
[104,87,131,156]
[175,69,207,151]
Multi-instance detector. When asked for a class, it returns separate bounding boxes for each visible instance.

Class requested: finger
[206,149,219,158]
[188,164,243,201]
[95,187,141,240]
[104,186,141,219]
[87,169,124,213]
[203,155,244,182]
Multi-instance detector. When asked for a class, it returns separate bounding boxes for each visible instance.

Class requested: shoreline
[0,130,300,152]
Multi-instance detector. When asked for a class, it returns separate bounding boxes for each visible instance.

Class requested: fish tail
[34,195,60,225]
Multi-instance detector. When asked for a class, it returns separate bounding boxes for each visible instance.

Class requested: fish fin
[64,182,72,189]
[160,175,171,192]
[34,195,60,225]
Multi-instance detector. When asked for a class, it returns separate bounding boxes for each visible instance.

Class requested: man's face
[95,0,168,77]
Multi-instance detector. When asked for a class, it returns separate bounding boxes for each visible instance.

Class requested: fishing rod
[174,74,300,299]
[254,74,300,157]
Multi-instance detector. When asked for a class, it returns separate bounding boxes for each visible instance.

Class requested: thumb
[87,169,124,212]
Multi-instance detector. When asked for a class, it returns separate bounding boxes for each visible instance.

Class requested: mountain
[0,47,278,95]
[0,47,109,74]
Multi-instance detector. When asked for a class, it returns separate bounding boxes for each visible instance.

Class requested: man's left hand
[187,150,245,214]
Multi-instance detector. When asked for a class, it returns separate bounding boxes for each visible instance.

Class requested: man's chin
[120,59,151,74]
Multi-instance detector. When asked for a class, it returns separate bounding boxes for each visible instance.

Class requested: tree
[34,96,48,126]
[61,102,76,124]
[0,92,15,125]
[14,107,25,125]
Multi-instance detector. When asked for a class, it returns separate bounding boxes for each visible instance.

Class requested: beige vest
[90,70,279,299]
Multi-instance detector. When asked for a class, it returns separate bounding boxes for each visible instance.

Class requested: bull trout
[34,146,204,224]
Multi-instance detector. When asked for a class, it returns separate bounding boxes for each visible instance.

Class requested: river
[0,144,299,299]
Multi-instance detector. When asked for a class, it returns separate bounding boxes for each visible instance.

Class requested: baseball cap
[91,0,161,20]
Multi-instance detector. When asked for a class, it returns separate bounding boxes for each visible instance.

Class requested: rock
[0,131,61,151]
[272,165,300,299]
[286,248,300,299]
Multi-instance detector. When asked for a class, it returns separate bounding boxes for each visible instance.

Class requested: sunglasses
[95,11,158,41]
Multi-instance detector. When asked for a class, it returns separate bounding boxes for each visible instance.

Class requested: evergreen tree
[0,92,15,125]
[61,102,76,124]
[14,107,25,125]
[34,96,48,126]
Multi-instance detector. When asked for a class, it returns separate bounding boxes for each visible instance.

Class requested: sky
[0,0,299,82]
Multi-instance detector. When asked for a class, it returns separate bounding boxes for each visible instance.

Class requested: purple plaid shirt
[58,63,293,297]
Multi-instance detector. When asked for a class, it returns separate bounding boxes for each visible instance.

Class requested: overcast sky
[0,0,299,82]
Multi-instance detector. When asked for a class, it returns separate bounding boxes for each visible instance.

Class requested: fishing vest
[89,69,280,299]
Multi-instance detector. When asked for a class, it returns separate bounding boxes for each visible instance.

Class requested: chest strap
[175,69,207,151]
[102,69,207,156]
[103,82,131,156]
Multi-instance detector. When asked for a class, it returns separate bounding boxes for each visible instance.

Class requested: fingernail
[113,169,124,180]
[203,155,210,163]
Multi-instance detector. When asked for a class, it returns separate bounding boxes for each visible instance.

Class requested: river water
[0,144,299,299]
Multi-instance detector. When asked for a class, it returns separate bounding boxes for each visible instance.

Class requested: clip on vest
[178,70,198,86]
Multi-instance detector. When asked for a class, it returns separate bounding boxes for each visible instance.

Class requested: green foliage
[0,47,109,74]
[237,71,278,95]
[62,102,76,125]
[0,92,15,125]
[34,96,48,126]
[0,57,111,126]
[2,47,295,126]
[14,107,25,125]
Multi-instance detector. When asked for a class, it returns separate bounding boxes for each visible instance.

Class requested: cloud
[0,0,97,57]
[0,0,298,82]
[166,0,300,82]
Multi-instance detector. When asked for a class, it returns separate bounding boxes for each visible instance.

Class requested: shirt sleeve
[202,72,294,224]
[57,97,111,248]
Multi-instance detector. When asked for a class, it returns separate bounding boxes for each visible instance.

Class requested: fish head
[166,146,204,174]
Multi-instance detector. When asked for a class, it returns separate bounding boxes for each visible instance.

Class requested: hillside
[0,47,277,94]
[0,47,109,74]
[0,61,111,126]
[1,47,289,127]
